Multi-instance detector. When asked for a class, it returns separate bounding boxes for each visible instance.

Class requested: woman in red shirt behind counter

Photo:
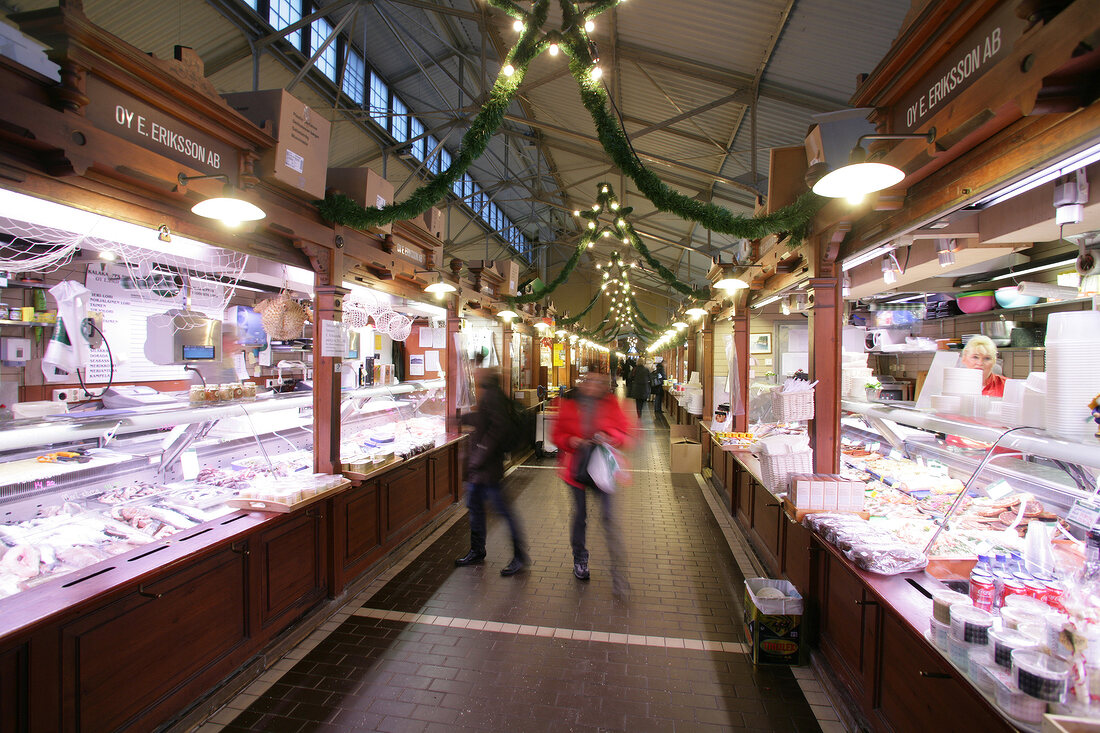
[961,335,1006,397]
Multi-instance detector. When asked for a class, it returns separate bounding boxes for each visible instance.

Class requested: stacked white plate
[1045,311,1100,439]
[1000,378,1027,426]
[942,366,982,396]
[1020,372,1047,430]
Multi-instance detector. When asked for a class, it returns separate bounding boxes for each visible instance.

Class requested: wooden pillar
[313,282,348,475]
[809,222,848,474]
[701,317,715,421]
[732,305,750,433]
[446,297,461,419]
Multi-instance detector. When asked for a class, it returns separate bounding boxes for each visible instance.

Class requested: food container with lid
[1017,620,1046,643]
[990,628,1039,669]
[992,674,1048,724]
[932,590,969,624]
[967,648,993,682]
[951,605,993,644]
[1001,604,1045,630]
[930,616,950,651]
[1011,650,1070,702]
[948,633,976,667]
[1044,611,1071,659]
[1003,593,1051,615]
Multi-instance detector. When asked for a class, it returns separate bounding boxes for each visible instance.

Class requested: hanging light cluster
[595,250,641,333]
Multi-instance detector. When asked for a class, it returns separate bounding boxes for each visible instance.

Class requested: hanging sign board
[84,76,235,178]
[891,1,1026,133]
[553,343,565,367]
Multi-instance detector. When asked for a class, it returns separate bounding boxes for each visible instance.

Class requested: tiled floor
[199,402,842,732]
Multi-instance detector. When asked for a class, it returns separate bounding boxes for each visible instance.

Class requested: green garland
[558,290,601,326]
[508,232,590,304]
[315,0,821,261]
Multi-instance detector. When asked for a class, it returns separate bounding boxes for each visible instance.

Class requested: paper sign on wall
[320,320,347,357]
[409,354,425,376]
[425,350,441,372]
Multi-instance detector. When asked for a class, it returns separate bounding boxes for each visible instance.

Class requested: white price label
[868,442,881,454]
[985,480,1013,501]
[1067,499,1100,530]
[889,449,905,461]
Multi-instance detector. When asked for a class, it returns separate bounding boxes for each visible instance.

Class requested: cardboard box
[224,89,331,199]
[326,167,393,234]
[513,390,540,407]
[670,425,701,473]
[413,206,443,238]
[743,578,803,666]
[495,259,520,296]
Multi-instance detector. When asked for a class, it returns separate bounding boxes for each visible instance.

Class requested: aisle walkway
[200,404,840,732]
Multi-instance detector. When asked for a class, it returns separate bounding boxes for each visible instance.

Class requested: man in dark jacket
[651,359,666,416]
[455,368,528,576]
[629,358,652,417]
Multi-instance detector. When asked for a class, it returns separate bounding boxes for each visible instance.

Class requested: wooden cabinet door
[818,552,879,707]
[750,482,782,574]
[782,514,813,598]
[725,453,737,514]
[0,643,26,733]
[736,469,753,526]
[875,611,1010,733]
[257,511,326,630]
[383,458,429,540]
[61,547,248,733]
[332,480,382,591]
[428,447,454,510]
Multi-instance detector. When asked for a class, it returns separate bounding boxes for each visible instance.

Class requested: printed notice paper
[409,354,425,376]
[425,350,441,373]
[419,326,433,347]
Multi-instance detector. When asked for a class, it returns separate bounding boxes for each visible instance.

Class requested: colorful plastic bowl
[994,286,1041,309]
[956,290,996,313]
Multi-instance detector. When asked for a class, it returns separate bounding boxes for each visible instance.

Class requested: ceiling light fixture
[936,238,958,267]
[750,294,783,309]
[971,141,1100,209]
[178,173,265,227]
[422,271,456,296]
[989,257,1078,281]
[811,128,936,205]
[685,307,707,318]
[842,243,896,272]
[882,253,901,285]
[497,309,518,320]
[714,277,748,291]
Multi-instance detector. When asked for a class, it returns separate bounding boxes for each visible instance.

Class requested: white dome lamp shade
[811,128,936,205]
[178,173,265,227]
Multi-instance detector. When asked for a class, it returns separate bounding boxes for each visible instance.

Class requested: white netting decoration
[0,218,83,273]
[388,314,412,342]
[372,309,395,333]
[344,300,371,330]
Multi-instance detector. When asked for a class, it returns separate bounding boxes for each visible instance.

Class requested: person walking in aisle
[455,367,529,576]
[651,358,666,416]
[551,366,633,594]
[629,357,652,418]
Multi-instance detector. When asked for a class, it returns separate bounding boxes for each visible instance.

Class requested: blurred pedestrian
[629,357,652,418]
[652,358,666,416]
[455,367,529,576]
[552,366,632,595]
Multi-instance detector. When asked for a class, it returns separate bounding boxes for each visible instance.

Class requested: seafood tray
[227,478,351,513]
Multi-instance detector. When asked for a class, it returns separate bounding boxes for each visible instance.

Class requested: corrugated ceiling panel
[764,0,911,104]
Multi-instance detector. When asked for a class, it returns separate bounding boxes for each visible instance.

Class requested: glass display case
[338,378,447,472]
[0,391,323,601]
[840,400,1099,567]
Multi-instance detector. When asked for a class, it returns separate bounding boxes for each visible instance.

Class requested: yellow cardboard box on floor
[669,425,701,473]
[744,578,804,665]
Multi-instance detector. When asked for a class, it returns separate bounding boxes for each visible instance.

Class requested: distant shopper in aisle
[651,358,666,416]
[629,358,652,417]
[552,366,633,594]
[961,335,1006,397]
[455,367,529,576]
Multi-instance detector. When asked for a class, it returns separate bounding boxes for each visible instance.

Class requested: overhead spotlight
[513,19,524,32]
[548,43,559,56]
[178,173,265,227]
[841,273,851,297]
[811,128,936,203]
[936,238,958,267]
[584,19,595,32]
[781,296,791,316]
[882,253,901,285]
[502,64,515,76]
[497,309,519,320]
[714,277,748,291]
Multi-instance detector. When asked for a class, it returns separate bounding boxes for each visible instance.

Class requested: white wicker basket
[758,450,813,494]
[773,389,815,422]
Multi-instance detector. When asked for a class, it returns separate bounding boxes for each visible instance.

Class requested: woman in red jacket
[552,367,634,594]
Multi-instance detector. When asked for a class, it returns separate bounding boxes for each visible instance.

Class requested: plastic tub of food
[990,628,1039,669]
[1001,605,1045,630]
[951,605,994,645]
[968,648,994,685]
[1012,650,1070,702]
[930,616,951,651]
[1003,594,1051,615]
[948,633,976,667]
[932,590,969,624]
[993,674,1048,724]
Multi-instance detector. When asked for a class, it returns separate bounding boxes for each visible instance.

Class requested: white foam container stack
[1044,311,1100,439]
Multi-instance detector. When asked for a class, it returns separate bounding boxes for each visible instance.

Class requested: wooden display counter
[701,427,1015,732]
[0,436,465,733]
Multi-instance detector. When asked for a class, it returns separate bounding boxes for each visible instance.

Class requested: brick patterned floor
[208,404,824,732]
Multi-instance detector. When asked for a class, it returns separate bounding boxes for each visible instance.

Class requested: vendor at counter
[960,335,1006,397]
